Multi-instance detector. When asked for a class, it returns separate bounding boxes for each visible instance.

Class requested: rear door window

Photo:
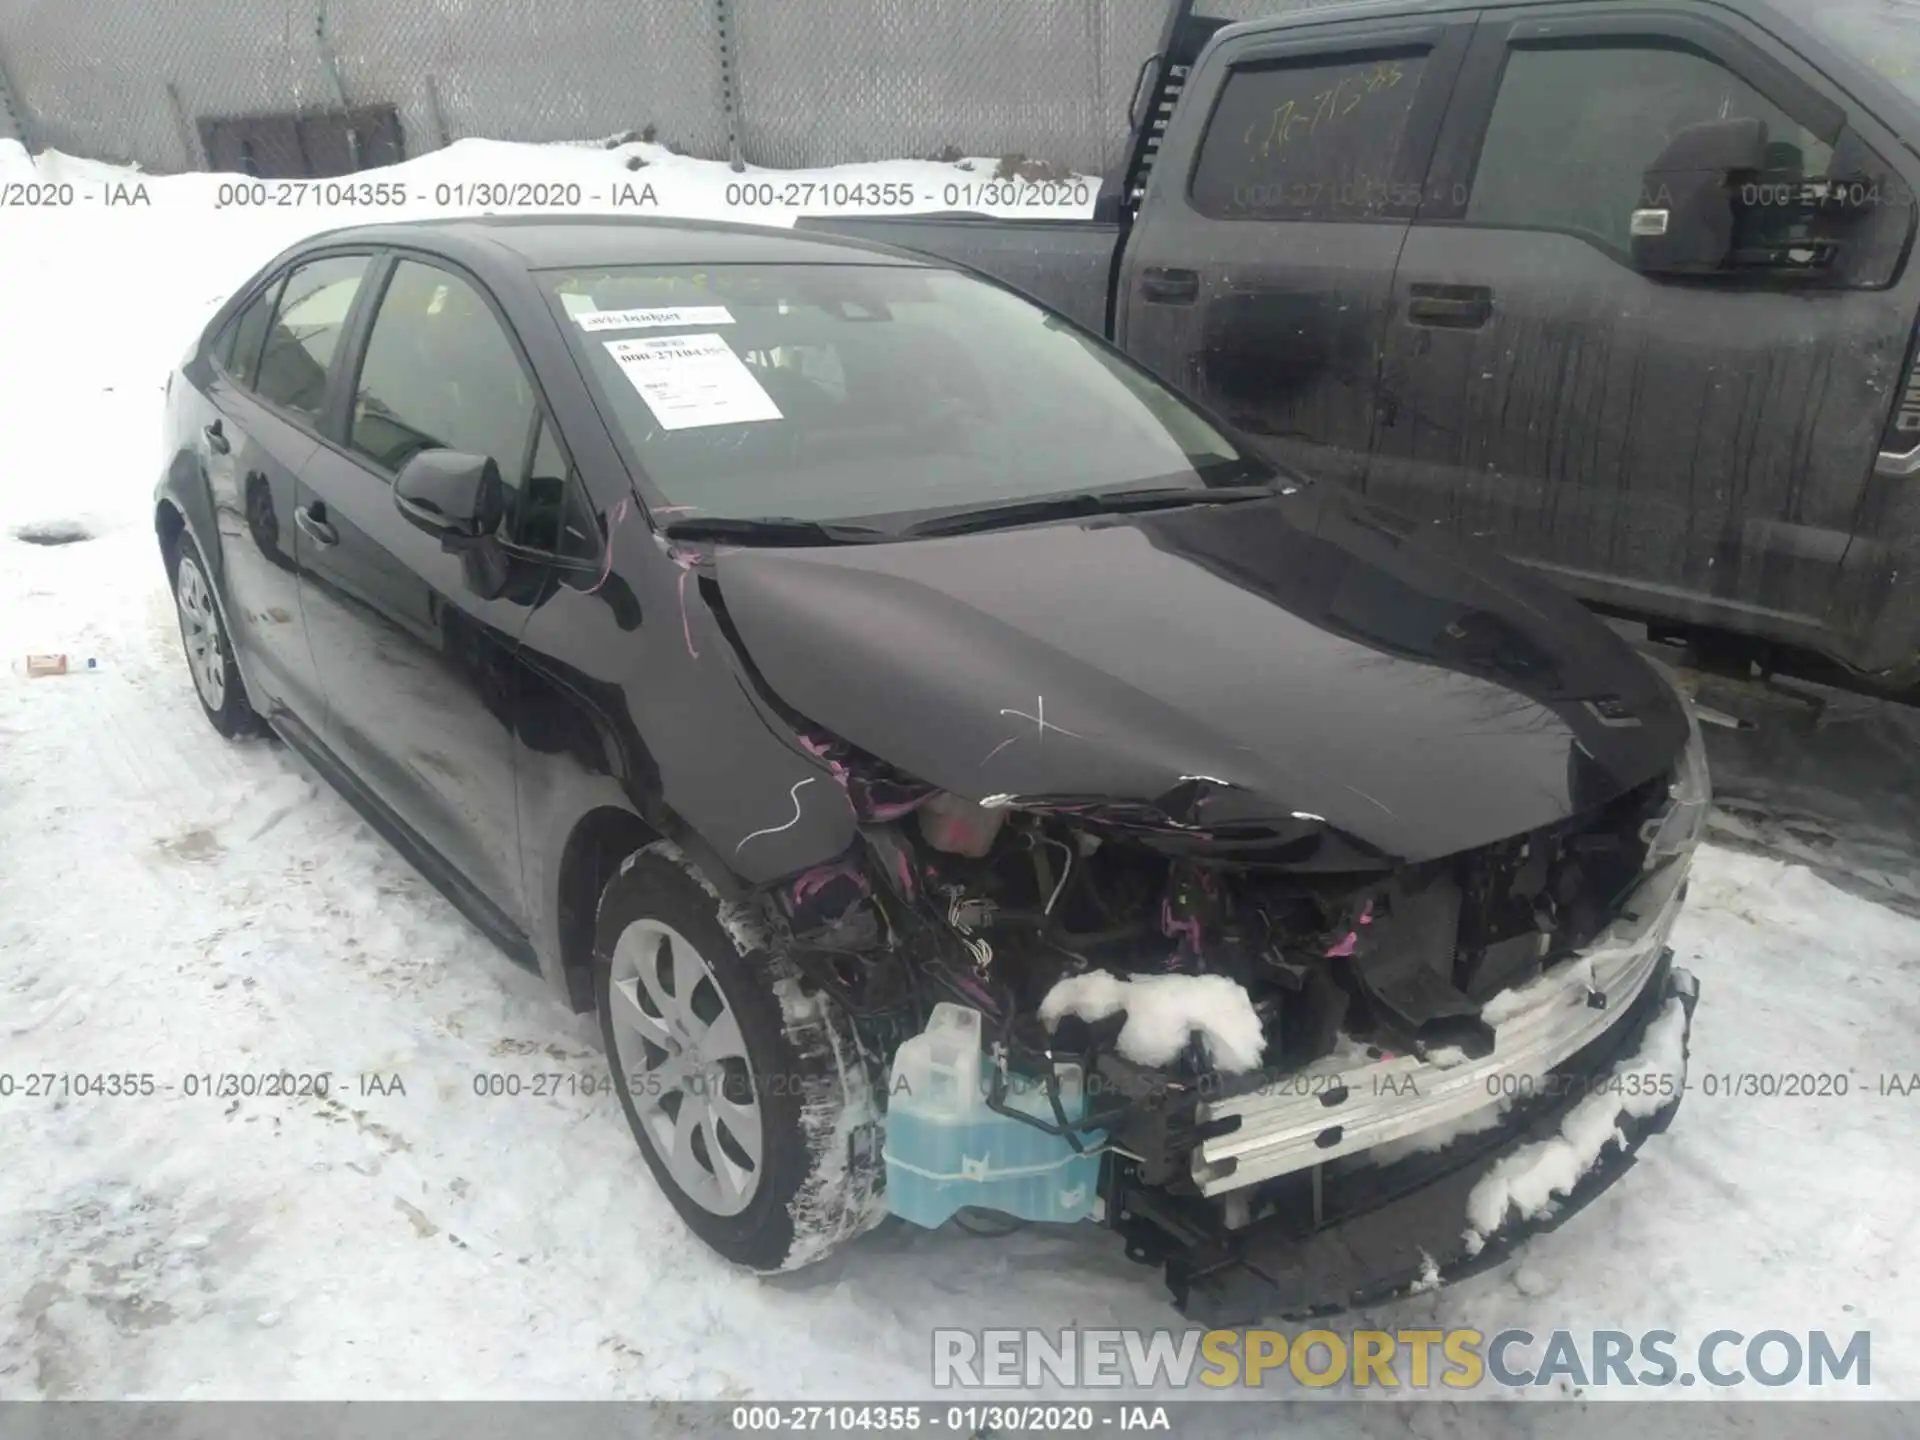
[1189,50,1432,219]
[254,255,371,423]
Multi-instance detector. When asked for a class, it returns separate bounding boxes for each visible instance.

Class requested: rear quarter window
[214,276,284,390]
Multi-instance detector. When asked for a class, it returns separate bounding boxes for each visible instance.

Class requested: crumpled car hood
[711,487,1689,865]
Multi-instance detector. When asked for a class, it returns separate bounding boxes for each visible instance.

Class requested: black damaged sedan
[155,216,1707,1322]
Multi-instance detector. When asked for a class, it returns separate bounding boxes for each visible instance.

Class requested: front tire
[595,841,884,1271]
[167,532,259,739]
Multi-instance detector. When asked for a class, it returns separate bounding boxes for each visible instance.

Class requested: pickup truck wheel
[168,533,260,739]
[595,842,884,1272]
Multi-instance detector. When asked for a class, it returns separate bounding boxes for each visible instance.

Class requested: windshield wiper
[659,515,890,546]
[901,483,1279,538]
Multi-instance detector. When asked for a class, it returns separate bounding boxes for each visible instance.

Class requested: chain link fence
[0,35,23,145]
[731,0,1170,175]
[0,0,1336,177]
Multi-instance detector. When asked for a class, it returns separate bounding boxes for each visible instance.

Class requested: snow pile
[1039,970,1266,1074]
[1462,970,1698,1256]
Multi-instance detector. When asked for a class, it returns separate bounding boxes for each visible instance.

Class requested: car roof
[292,213,935,276]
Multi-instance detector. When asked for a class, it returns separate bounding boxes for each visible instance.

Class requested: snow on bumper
[1193,854,1693,1196]
[1462,966,1694,1257]
[1168,954,1698,1324]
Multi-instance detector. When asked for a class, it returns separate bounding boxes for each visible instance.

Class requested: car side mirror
[393,450,505,544]
[1631,117,1769,276]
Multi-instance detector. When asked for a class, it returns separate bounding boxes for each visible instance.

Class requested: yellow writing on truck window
[1243,61,1406,161]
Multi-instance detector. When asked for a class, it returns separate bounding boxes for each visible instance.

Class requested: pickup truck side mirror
[393,450,506,544]
[1631,117,1768,276]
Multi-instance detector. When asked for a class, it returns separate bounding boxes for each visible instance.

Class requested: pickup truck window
[1805,4,1920,104]
[542,263,1259,527]
[1189,50,1431,221]
[1466,43,1832,258]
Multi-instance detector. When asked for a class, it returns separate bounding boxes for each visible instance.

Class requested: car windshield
[1803,2,1920,103]
[539,262,1263,527]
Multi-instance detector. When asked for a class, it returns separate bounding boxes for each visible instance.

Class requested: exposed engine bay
[758,726,1676,1142]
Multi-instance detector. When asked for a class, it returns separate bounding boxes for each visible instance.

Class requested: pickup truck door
[1114,14,1475,486]
[1372,1,1920,669]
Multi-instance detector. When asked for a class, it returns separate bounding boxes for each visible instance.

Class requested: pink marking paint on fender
[662,547,704,659]
[797,733,852,788]
[581,499,631,595]
[790,858,871,907]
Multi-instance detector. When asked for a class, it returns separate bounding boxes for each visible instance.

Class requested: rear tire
[167,532,260,740]
[595,841,884,1271]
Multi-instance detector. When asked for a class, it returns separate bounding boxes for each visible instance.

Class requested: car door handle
[294,503,338,548]
[1140,266,1200,305]
[1406,284,1493,329]
[203,420,230,455]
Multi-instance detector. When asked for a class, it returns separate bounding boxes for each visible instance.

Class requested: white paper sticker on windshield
[575,305,734,332]
[605,333,782,431]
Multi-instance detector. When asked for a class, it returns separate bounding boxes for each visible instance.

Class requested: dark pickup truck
[802,0,1920,689]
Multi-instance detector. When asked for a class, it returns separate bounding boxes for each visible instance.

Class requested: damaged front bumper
[1114,953,1698,1325]
[1091,845,1701,1323]
[1192,853,1692,1195]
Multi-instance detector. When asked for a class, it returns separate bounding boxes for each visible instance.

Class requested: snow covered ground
[3,135,1919,1419]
